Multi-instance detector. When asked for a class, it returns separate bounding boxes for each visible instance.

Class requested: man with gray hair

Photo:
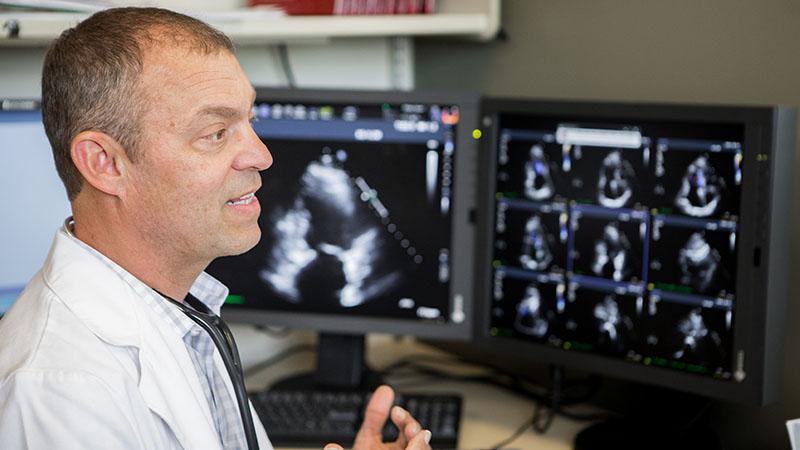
[0,7,431,450]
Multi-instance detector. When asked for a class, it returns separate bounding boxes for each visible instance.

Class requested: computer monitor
[206,88,479,388]
[474,98,795,406]
[0,99,71,318]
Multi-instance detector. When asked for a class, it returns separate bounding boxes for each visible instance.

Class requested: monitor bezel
[218,88,480,342]
[472,97,795,405]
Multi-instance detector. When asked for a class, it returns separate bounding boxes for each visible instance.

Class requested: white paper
[0,0,111,12]
[787,418,800,450]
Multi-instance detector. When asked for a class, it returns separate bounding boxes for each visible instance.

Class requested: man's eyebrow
[195,106,243,120]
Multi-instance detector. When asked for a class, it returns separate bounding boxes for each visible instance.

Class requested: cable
[243,343,315,378]
[531,400,556,434]
[530,365,562,434]
[276,43,296,88]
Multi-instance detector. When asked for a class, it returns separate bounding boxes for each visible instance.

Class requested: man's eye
[208,129,227,142]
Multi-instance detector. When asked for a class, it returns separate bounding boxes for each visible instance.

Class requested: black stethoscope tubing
[163,294,260,450]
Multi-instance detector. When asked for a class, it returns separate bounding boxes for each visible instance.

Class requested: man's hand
[323,385,432,450]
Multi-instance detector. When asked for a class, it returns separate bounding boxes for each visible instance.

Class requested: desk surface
[242,332,586,450]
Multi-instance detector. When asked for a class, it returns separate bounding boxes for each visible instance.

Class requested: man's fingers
[404,420,422,442]
[357,385,395,437]
[391,406,422,443]
[405,429,432,450]
[323,444,344,450]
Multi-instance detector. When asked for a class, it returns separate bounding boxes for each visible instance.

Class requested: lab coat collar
[42,229,225,450]
[42,229,141,346]
[61,216,230,317]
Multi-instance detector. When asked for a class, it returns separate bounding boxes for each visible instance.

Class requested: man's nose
[235,125,272,171]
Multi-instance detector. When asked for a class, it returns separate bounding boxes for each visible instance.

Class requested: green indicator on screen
[573,342,592,352]
[671,361,687,370]
[655,282,692,294]
[225,294,246,305]
[686,364,707,373]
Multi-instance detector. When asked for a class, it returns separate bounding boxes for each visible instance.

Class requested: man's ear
[70,131,131,197]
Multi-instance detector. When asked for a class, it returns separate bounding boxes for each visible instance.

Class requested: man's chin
[218,228,262,258]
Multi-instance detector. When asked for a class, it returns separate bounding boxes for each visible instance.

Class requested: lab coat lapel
[138,310,224,450]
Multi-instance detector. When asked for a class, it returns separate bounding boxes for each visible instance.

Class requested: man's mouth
[226,192,256,206]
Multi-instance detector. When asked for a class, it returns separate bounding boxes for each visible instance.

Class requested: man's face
[124,45,272,264]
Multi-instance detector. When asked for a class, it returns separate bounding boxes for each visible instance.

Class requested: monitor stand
[270,332,383,391]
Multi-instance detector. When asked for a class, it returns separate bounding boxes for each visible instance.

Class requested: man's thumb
[358,385,395,436]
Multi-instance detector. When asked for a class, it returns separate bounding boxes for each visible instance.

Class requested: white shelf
[0,0,500,46]
[225,13,499,43]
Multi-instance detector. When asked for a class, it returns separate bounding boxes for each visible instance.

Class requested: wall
[416,1,800,449]
[0,47,46,98]
[417,0,800,105]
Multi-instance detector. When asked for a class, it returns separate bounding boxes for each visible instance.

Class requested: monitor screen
[207,89,478,341]
[475,99,795,404]
[0,100,71,316]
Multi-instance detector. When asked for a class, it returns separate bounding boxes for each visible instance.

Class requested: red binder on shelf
[248,0,434,15]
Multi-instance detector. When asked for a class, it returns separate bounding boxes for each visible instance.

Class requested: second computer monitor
[477,99,794,405]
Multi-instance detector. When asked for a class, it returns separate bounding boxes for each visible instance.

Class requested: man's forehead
[143,45,240,80]
[139,46,254,115]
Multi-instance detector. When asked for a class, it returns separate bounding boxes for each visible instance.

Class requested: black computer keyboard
[251,389,461,449]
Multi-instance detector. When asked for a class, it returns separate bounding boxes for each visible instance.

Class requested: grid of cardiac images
[489,112,743,379]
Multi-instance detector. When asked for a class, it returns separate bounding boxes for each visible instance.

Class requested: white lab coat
[0,229,273,450]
